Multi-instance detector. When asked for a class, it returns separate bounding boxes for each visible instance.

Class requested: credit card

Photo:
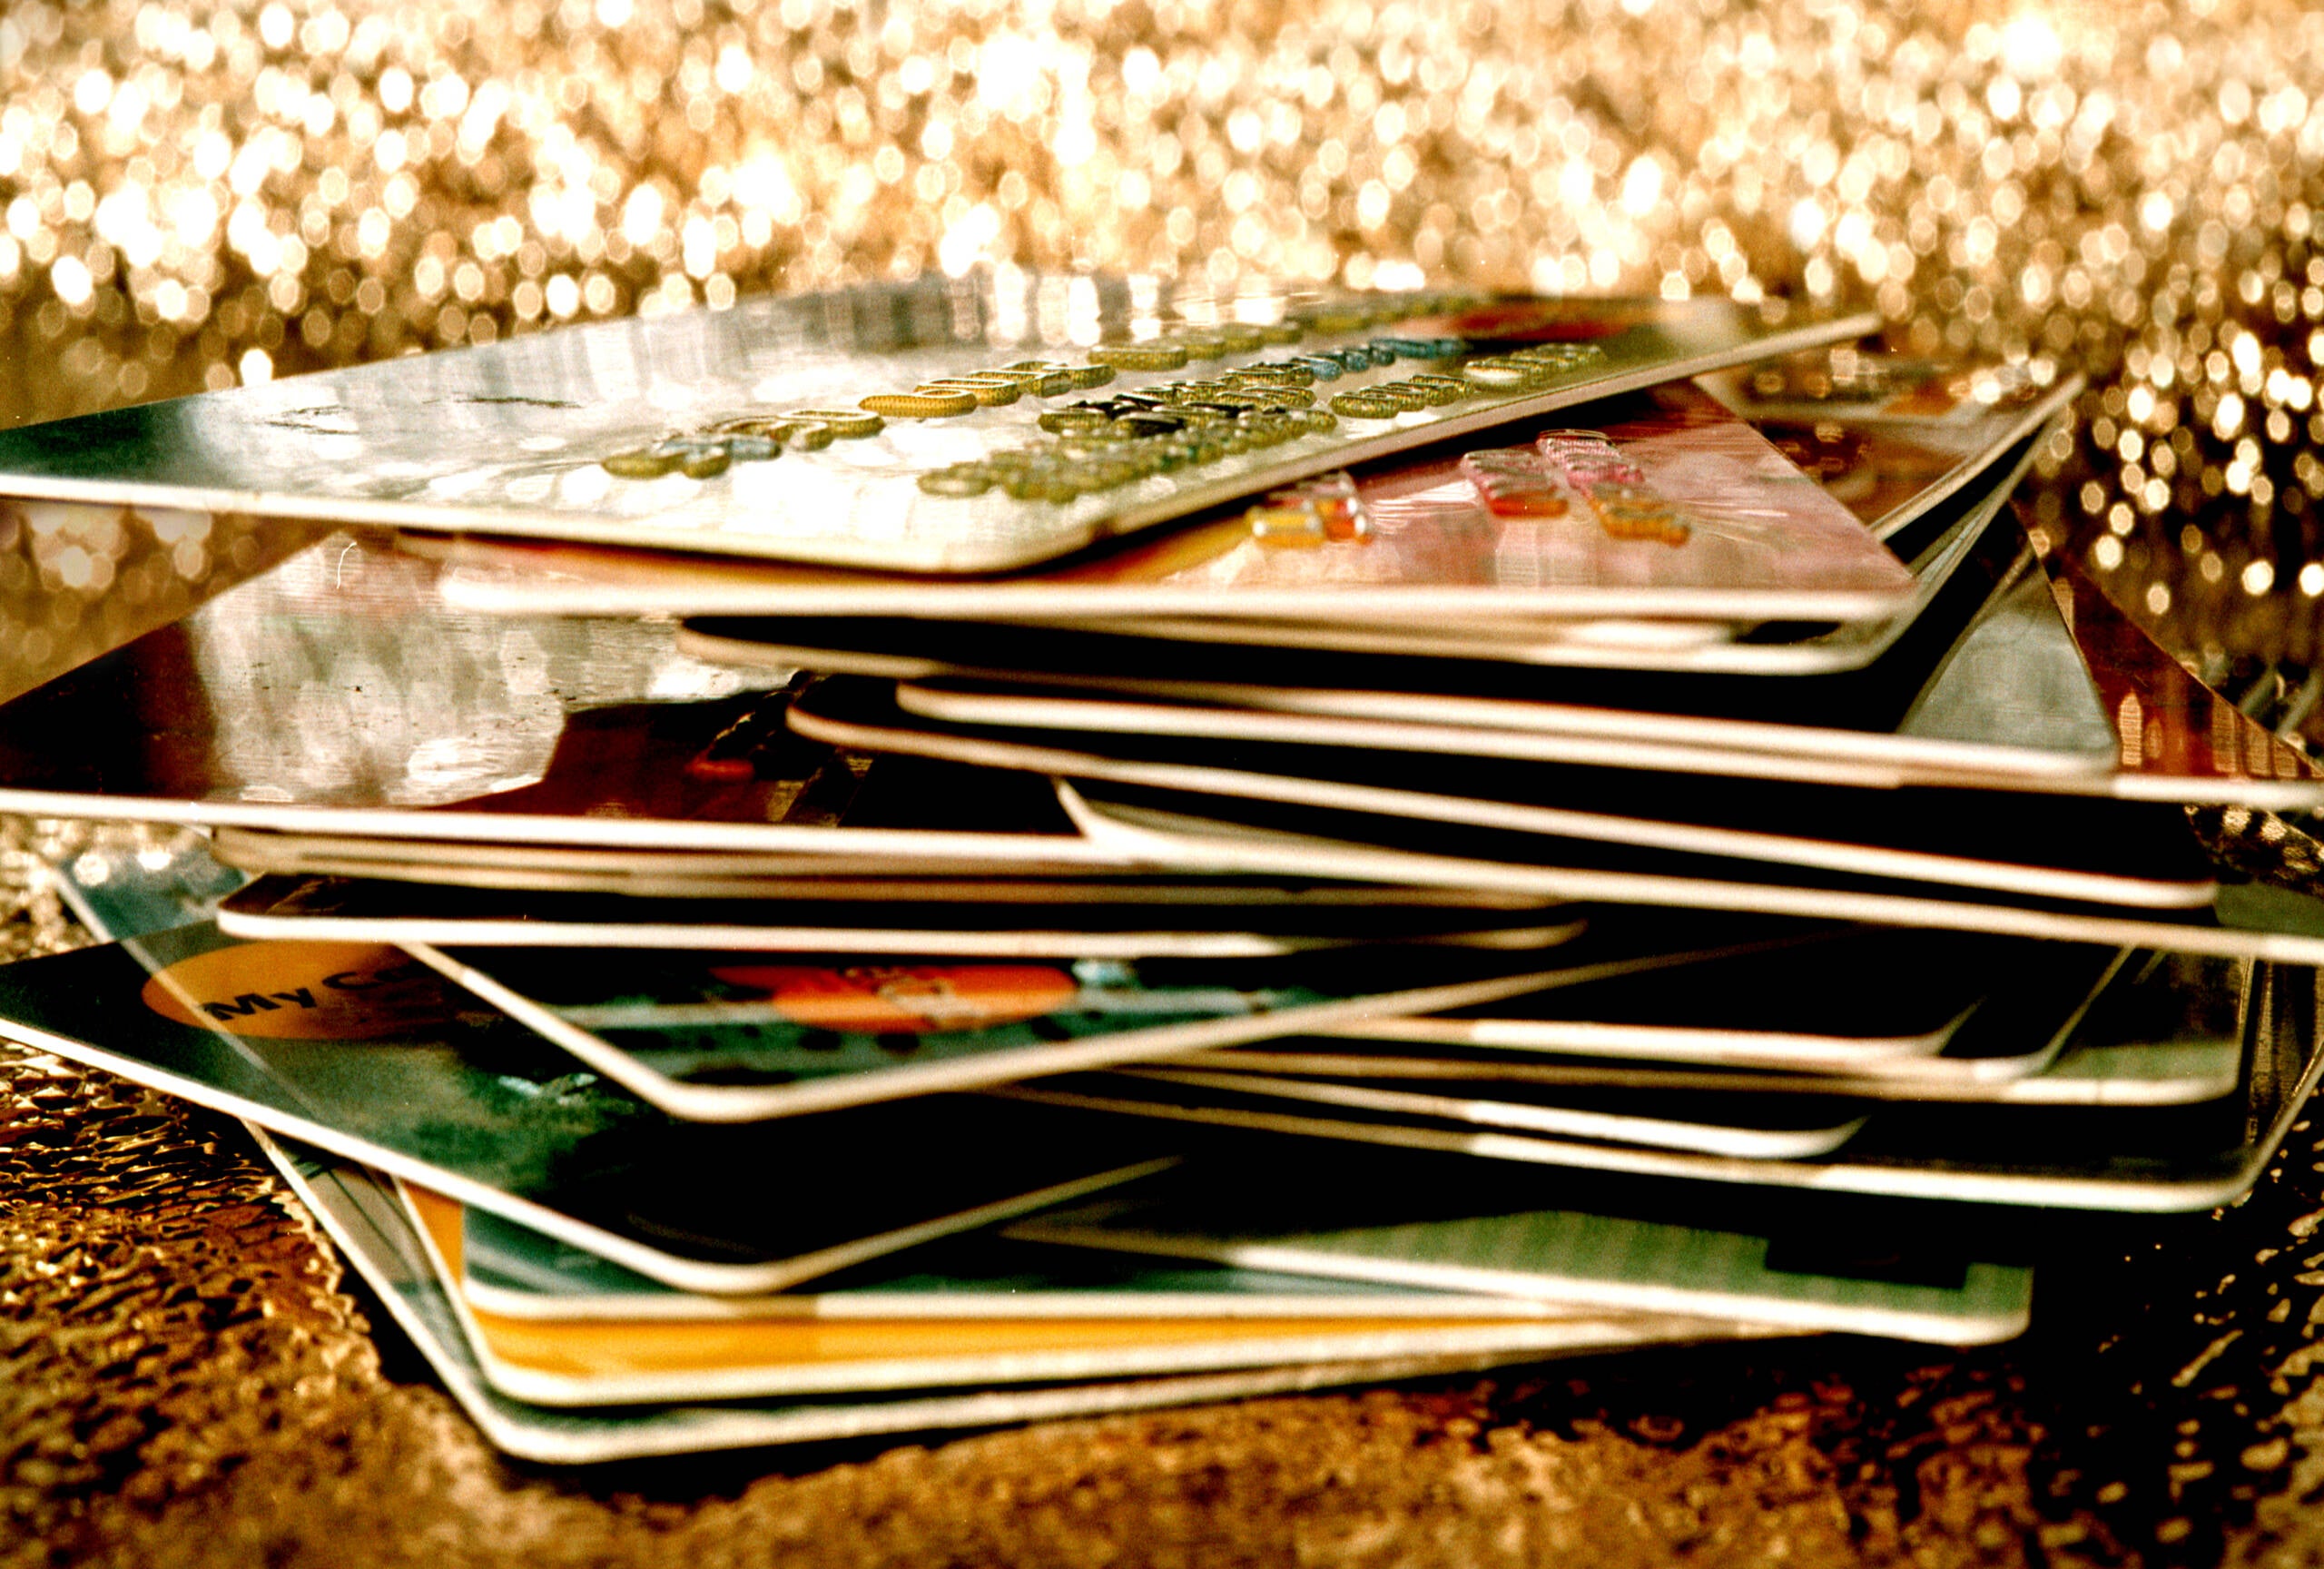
[1188,948,2248,1107]
[1004,1159,2031,1345]
[992,960,2322,1211]
[448,1189,1592,1324]
[0,548,1137,853]
[0,279,1878,573]
[406,378,1921,623]
[420,361,2075,622]
[676,433,2034,681]
[394,940,1659,1122]
[1050,782,2324,968]
[393,1175,1662,1407]
[213,872,1590,959]
[0,923,1184,1292]
[796,678,2204,907]
[257,1128,1690,1463]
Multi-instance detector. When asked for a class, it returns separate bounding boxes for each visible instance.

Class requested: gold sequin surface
[0,0,2314,691]
[6,4,2324,1555]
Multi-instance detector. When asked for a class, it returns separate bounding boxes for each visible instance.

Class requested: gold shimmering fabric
[8,1,2324,1561]
[0,0,2305,706]
[0,0,2313,686]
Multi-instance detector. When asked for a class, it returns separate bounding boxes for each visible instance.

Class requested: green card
[0,922,1181,1294]
[1004,1165,2032,1347]
[257,1129,1620,1465]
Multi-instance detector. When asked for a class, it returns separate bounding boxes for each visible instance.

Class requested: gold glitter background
[0,0,2319,707]
[6,7,2324,1560]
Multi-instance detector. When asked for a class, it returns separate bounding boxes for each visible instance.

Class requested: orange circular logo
[141,942,456,1040]
[706,964,1078,1033]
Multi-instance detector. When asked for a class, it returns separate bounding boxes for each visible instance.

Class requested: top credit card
[0,275,1876,573]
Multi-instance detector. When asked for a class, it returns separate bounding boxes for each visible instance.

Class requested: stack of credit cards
[0,275,2319,1463]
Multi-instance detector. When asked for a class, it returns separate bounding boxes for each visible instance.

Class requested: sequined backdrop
[0,0,2319,684]
[6,9,2324,1559]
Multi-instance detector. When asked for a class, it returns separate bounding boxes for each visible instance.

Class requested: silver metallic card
[0,277,1875,572]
